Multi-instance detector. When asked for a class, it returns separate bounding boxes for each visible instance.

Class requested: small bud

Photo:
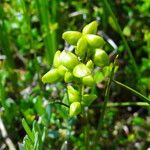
[42,69,61,83]
[73,63,91,78]
[81,94,97,107]
[86,60,94,71]
[82,75,95,87]
[69,102,81,117]
[64,71,74,83]
[93,49,109,67]
[86,34,105,48]
[67,85,80,103]
[60,50,79,70]
[53,50,61,68]
[62,31,82,45]
[75,36,88,58]
[82,21,98,34]
[57,65,68,77]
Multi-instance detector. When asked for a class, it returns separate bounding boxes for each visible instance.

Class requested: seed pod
[67,85,80,103]
[60,50,79,70]
[64,71,74,83]
[73,63,91,78]
[53,50,61,68]
[81,94,97,107]
[85,34,105,48]
[86,60,94,71]
[42,69,61,83]
[62,31,82,45]
[93,49,109,67]
[69,102,81,117]
[57,65,68,77]
[82,75,95,87]
[82,21,98,34]
[75,36,88,58]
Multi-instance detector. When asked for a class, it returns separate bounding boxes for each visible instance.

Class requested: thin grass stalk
[107,102,149,107]
[113,80,150,104]
[36,0,56,64]
[102,0,138,77]
[0,72,6,110]
[18,0,33,49]
[94,57,116,147]
[93,102,150,108]
[0,5,14,68]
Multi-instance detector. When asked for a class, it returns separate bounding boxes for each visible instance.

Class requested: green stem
[113,80,150,104]
[107,102,149,107]
[80,85,89,149]
[94,58,116,146]
[93,102,149,107]
[49,101,70,108]
[102,0,138,76]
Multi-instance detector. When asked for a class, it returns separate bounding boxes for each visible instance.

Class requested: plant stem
[102,0,138,77]
[107,102,149,107]
[80,85,89,149]
[93,102,149,107]
[94,58,116,146]
[113,80,150,104]
[49,101,70,108]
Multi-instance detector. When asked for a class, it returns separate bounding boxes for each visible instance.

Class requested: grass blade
[0,4,14,68]
[102,0,138,77]
[36,0,56,64]
[113,80,150,104]
[22,119,34,143]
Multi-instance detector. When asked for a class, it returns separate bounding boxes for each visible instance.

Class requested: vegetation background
[0,0,150,149]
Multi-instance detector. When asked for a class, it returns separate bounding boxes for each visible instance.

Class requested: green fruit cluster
[42,21,110,117]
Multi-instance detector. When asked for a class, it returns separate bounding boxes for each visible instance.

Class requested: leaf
[22,119,34,143]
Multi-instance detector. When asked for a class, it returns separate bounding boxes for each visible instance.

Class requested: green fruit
[82,75,95,87]
[60,50,79,70]
[57,65,68,77]
[76,36,88,58]
[93,49,109,67]
[53,50,61,68]
[73,63,91,78]
[64,71,74,83]
[42,69,61,83]
[69,102,81,117]
[67,85,80,103]
[86,34,105,48]
[62,31,82,45]
[81,94,97,107]
[86,60,94,71]
[82,21,98,34]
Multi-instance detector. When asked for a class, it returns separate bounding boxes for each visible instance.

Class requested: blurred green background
[0,0,150,149]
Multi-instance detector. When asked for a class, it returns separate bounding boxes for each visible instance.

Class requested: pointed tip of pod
[53,50,61,68]
[82,21,98,35]
[41,69,61,84]
[76,36,88,58]
[69,102,81,117]
[60,50,79,70]
[93,49,109,67]
[85,34,105,48]
[82,75,95,87]
[62,31,82,45]
[73,63,91,78]
[67,85,80,103]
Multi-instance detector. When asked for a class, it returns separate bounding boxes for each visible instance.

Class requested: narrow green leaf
[22,119,34,143]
